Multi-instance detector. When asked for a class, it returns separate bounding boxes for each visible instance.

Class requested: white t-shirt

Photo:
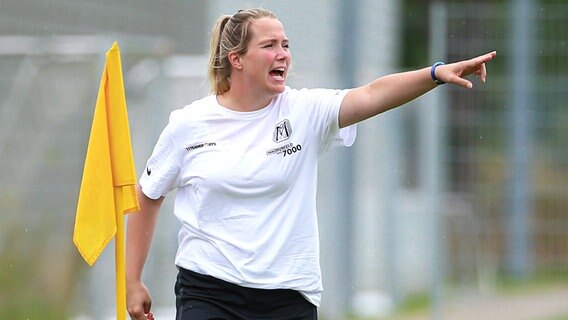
[139,87,356,306]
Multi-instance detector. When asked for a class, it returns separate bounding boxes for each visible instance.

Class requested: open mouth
[269,67,286,80]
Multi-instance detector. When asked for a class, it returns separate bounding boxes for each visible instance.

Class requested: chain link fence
[440,0,568,289]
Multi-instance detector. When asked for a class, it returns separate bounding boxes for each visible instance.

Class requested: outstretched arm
[339,51,497,128]
[126,184,163,320]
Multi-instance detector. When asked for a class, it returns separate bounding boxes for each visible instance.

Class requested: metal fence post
[427,1,448,319]
[506,0,535,279]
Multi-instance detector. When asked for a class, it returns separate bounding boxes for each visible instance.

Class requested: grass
[495,270,568,294]
[342,271,568,320]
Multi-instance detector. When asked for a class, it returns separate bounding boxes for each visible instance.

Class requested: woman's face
[238,17,291,97]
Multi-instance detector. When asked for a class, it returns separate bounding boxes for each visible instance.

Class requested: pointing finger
[480,63,487,82]
[476,51,497,64]
[449,74,473,89]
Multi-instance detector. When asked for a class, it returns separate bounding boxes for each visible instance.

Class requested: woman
[126,8,496,320]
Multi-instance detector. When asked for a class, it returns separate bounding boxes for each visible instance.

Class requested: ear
[228,51,242,70]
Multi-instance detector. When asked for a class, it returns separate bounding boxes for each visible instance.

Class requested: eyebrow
[257,38,289,44]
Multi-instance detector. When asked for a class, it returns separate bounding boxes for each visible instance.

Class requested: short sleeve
[322,88,357,151]
[294,88,357,154]
[139,121,182,199]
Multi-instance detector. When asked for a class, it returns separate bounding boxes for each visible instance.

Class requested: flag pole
[115,187,127,320]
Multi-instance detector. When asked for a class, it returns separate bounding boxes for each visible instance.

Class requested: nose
[276,46,290,60]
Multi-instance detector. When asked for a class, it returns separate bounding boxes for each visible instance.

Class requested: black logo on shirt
[146,167,152,176]
[185,142,217,152]
[273,119,292,142]
[266,143,303,157]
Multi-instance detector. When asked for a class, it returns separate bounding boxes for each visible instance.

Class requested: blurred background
[0,0,566,319]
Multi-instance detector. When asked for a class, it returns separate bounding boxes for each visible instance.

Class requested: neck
[217,88,275,112]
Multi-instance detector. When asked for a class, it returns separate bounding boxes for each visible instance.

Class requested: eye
[262,44,273,48]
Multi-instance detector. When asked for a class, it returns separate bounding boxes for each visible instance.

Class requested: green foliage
[394,292,431,314]
[1,241,56,318]
[0,217,77,318]
[401,0,430,68]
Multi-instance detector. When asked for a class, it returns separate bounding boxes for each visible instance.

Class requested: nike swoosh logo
[146,167,152,176]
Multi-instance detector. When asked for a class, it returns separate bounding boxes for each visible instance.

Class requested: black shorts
[175,268,318,320]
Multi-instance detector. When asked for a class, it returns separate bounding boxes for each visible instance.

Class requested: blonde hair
[208,8,278,95]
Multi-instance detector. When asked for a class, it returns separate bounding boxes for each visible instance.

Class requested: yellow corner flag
[73,42,139,319]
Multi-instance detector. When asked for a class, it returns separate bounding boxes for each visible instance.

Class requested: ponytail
[208,15,232,95]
